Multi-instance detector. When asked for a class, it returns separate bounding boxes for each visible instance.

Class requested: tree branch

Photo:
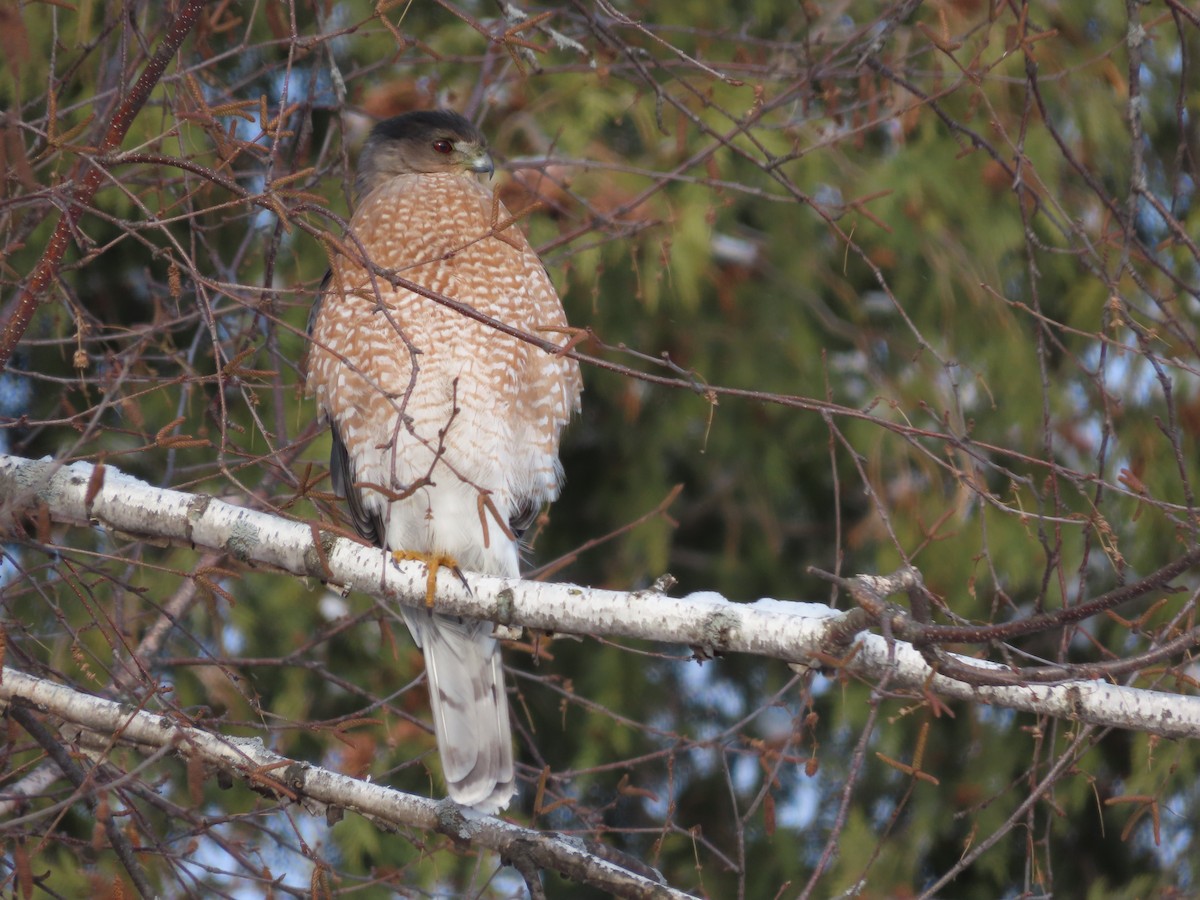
[0,0,210,372]
[1,453,1198,739]
[813,563,1200,686]
[0,668,689,900]
[8,702,155,899]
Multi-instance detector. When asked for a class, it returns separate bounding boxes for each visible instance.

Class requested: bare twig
[0,0,211,372]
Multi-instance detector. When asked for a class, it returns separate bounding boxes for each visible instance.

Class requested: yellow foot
[392,550,460,607]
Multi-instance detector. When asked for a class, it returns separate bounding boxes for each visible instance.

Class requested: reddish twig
[813,553,1200,687]
[0,0,211,373]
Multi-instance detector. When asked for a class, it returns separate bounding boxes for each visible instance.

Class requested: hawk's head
[356,109,494,196]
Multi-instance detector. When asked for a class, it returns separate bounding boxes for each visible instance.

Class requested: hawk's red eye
[432,139,453,154]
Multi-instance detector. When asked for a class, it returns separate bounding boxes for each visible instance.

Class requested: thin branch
[0,0,211,372]
[8,702,155,899]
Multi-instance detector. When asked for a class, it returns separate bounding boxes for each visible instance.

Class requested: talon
[392,550,459,607]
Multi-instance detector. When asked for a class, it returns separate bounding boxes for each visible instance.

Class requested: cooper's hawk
[305,110,581,813]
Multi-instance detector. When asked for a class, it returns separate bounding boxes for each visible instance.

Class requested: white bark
[0,762,62,817]
[1,451,1198,740]
[0,668,690,899]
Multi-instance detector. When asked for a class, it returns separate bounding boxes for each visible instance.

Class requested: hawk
[305,110,581,812]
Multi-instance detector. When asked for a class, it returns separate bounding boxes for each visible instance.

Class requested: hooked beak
[464,147,495,179]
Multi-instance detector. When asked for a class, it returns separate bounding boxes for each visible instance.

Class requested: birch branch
[0,668,690,900]
[1,452,1198,742]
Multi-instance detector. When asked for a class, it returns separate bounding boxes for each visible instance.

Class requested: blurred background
[1,1,1198,896]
